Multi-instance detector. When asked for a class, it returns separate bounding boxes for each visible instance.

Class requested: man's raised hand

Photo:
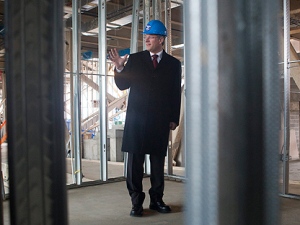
[108,48,128,70]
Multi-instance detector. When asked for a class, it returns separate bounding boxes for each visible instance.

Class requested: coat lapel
[142,50,155,70]
[157,50,168,69]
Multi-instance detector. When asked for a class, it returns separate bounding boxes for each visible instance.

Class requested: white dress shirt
[116,50,163,73]
[150,50,163,63]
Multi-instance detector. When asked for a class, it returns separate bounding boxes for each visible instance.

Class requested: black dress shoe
[149,200,171,213]
[130,205,143,217]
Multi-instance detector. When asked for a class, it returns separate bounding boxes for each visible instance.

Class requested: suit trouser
[126,152,165,205]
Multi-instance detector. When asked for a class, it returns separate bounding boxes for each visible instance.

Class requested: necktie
[152,54,158,68]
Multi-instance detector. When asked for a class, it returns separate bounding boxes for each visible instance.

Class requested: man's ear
[159,37,165,45]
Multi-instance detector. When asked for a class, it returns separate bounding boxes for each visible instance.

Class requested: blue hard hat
[143,20,167,36]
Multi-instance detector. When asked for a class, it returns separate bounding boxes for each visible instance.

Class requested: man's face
[144,34,164,53]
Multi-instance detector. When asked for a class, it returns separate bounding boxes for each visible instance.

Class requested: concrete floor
[2,177,184,225]
[67,178,184,225]
[2,152,300,224]
[66,159,185,225]
[2,177,300,225]
[280,184,300,225]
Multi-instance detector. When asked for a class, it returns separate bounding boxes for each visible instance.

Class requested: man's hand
[108,48,128,70]
[169,122,178,130]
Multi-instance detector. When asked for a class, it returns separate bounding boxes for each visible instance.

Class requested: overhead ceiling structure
[64,0,184,62]
[2,0,300,66]
[0,0,185,68]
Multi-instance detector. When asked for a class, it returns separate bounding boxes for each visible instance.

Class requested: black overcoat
[114,50,182,156]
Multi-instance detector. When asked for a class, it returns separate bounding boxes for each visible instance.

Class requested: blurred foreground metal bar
[5,0,68,224]
[184,0,280,224]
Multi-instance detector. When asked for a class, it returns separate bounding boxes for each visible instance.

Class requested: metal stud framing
[282,0,291,196]
[72,0,83,185]
[280,0,300,201]
[98,0,108,181]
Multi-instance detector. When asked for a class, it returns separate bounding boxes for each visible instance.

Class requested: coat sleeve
[114,56,133,90]
[170,60,182,125]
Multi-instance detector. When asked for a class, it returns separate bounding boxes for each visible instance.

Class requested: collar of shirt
[150,50,163,63]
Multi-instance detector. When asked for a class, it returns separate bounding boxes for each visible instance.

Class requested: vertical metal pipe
[167,133,173,175]
[123,153,128,177]
[143,0,151,50]
[164,0,173,175]
[184,0,279,224]
[184,0,219,224]
[2,73,6,133]
[98,0,108,181]
[142,0,152,175]
[0,72,4,225]
[5,0,68,223]
[164,0,172,54]
[130,0,140,53]
[66,30,76,183]
[72,0,82,185]
[262,0,280,223]
[143,0,151,24]
[283,0,290,195]
[153,0,161,20]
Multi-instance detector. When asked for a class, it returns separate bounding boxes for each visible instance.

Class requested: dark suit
[114,50,181,205]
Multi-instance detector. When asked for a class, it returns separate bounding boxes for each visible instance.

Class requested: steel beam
[72,0,83,185]
[282,0,290,195]
[98,0,108,181]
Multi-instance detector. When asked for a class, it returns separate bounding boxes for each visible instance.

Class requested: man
[109,20,182,217]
